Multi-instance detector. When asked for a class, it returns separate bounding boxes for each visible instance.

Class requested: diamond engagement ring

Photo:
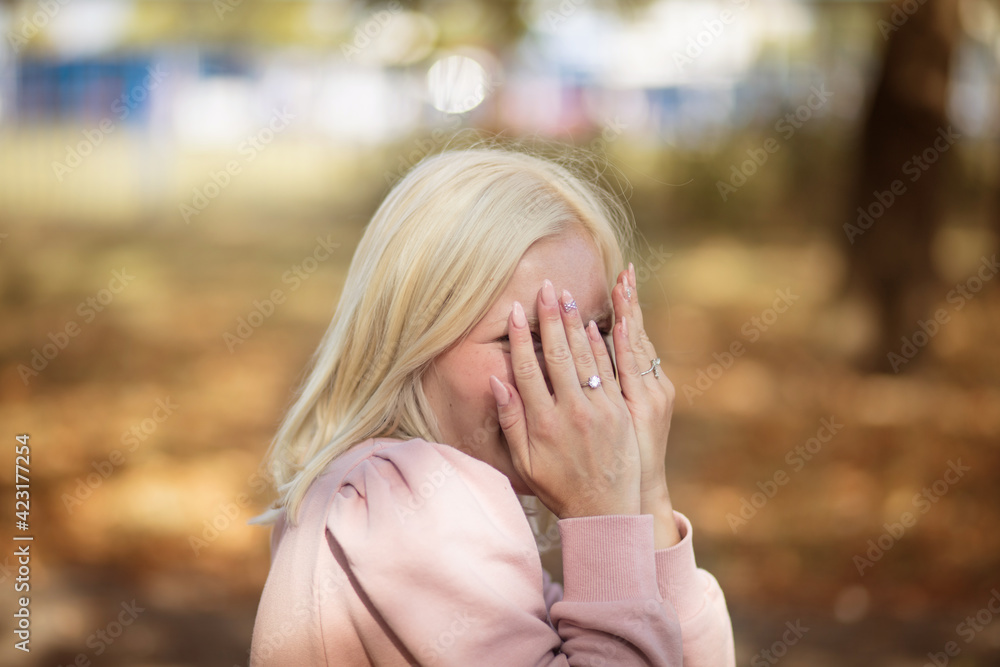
[580,375,602,389]
[640,357,661,378]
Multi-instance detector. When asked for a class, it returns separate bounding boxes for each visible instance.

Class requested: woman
[250,145,735,666]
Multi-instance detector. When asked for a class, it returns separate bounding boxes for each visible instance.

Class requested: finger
[617,269,657,381]
[627,262,646,334]
[613,315,646,401]
[558,288,604,395]
[586,319,621,400]
[608,268,631,380]
[490,375,531,470]
[622,269,643,355]
[508,300,554,411]
[613,271,638,356]
[614,268,632,329]
[537,279,582,399]
[627,262,659,362]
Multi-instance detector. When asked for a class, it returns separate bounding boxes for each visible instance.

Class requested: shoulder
[324,437,533,554]
[351,437,510,493]
[317,440,559,664]
[322,438,542,613]
[327,437,515,509]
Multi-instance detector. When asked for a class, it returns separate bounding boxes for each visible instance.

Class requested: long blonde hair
[256,141,636,526]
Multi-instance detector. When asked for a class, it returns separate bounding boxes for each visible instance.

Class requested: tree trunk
[846,0,962,372]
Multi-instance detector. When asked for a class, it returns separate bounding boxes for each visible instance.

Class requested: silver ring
[580,375,602,389]
[640,358,661,378]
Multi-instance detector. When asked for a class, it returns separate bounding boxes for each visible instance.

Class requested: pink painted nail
[541,279,556,307]
[561,289,577,312]
[489,375,510,407]
[512,301,527,328]
[587,320,600,342]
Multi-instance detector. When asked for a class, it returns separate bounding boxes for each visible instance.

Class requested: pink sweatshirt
[250,437,735,666]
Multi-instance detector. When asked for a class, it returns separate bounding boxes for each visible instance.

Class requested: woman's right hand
[489,278,642,519]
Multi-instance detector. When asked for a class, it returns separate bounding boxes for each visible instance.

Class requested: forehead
[487,228,611,321]
[508,229,606,290]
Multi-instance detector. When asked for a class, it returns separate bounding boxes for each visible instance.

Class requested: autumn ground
[1,145,999,666]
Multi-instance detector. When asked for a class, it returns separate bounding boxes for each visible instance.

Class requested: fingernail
[621,316,628,337]
[489,375,510,406]
[587,319,600,342]
[623,273,632,301]
[511,301,527,328]
[541,279,556,307]
[629,262,635,284]
[561,289,577,312]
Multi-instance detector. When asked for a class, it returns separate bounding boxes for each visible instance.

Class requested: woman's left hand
[611,263,681,545]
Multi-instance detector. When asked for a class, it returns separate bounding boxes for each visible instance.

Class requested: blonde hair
[256,141,636,526]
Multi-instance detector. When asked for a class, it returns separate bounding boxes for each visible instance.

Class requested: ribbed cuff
[654,511,706,619]
[558,514,658,602]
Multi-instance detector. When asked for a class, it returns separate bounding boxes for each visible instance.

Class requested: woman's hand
[612,263,680,546]
[490,278,641,520]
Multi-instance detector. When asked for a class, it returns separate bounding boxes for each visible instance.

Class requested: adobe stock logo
[18,268,136,385]
[682,288,799,405]
[51,66,169,181]
[394,461,457,525]
[179,107,296,224]
[888,254,998,372]
[340,0,404,61]
[727,417,842,533]
[843,126,960,244]
[717,84,832,201]
[924,588,1000,667]
[854,459,969,576]
[671,0,752,72]
[62,397,179,514]
[223,235,339,352]
[878,0,929,40]
[750,620,809,667]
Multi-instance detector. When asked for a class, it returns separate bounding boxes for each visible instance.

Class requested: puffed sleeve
[326,438,684,666]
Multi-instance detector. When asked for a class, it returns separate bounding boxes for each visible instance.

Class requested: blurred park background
[1,0,999,665]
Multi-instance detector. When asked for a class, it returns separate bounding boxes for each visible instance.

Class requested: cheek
[469,352,510,433]
[501,352,516,383]
[444,350,508,417]
[440,358,502,455]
